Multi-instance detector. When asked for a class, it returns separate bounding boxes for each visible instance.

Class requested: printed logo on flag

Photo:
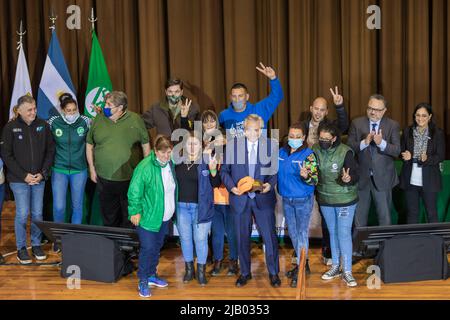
[85,87,110,118]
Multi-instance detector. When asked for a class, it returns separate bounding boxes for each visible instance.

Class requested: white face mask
[64,112,80,124]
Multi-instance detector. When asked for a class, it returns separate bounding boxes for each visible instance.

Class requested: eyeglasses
[318,138,333,143]
[367,106,386,113]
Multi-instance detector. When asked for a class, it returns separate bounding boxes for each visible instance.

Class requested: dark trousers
[136,222,169,282]
[97,177,132,228]
[355,179,392,227]
[235,198,279,277]
[405,186,439,224]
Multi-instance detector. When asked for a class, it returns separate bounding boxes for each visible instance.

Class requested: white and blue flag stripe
[37,30,77,119]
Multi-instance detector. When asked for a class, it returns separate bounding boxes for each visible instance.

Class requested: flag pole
[16,20,26,50]
[88,8,97,32]
[49,8,57,31]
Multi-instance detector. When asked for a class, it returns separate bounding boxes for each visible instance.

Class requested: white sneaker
[321,265,341,280]
[342,272,357,287]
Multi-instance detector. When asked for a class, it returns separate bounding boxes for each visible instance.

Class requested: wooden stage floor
[0,200,449,300]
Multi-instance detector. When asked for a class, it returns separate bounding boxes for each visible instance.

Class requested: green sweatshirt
[127,151,178,232]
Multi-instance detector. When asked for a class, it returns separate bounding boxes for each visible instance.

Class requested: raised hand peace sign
[256,62,276,80]
[341,167,351,183]
[330,86,344,105]
[300,162,309,179]
[180,98,192,118]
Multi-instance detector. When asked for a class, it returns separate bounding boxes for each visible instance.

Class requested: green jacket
[127,151,178,232]
[312,142,358,205]
[48,115,91,172]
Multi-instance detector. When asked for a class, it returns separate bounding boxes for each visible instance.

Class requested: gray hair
[369,94,388,109]
[244,114,264,129]
[17,95,35,108]
[105,91,128,111]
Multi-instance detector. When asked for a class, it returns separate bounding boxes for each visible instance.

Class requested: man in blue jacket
[220,114,280,288]
[219,62,283,139]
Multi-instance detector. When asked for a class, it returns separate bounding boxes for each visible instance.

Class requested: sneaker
[148,275,168,288]
[138,281,151,298]
[31,246,47,261]
[17,248,32,264]
[52,243,61,254]
[321,265,341,280]
[342,272,357,287]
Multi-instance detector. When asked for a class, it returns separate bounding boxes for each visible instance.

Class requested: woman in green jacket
[128,135,177,298]
[48,93,90,252]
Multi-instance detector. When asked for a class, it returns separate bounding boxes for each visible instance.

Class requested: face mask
[167,95,181,105]
[288,138,303,150]
[319,140,333,150]
[103,107,114,118]
[232,100,245,111]
[64,112,80,124]
[155,157,169,168]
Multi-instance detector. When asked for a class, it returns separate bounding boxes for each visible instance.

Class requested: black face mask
[319,140,333,150]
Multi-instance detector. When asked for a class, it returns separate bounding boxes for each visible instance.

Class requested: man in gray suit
[347,94,401,228]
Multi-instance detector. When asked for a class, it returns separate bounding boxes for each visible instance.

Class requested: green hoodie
[127,151,178,232]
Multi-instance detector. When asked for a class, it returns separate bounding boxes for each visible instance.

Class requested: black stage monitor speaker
[375,234,449,284]
[60,233,127,283]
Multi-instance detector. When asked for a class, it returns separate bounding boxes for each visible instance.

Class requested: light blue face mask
[64,112,80,124]
[155,157,169,168]
[288,138,303,150]
[232,100,246,111]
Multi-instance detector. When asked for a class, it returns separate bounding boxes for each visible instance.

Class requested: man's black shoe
[269,274,281,288]
[235,274,252,287]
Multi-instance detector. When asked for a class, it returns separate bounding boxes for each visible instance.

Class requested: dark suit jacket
[142,98,200,136]
[220,137,278,214]
[399,125,445,192]
[347,116,401,191]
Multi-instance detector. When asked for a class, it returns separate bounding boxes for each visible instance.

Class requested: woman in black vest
[400,103,445,224]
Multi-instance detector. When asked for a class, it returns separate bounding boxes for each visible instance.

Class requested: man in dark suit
[220,114,280,287]
[347,94,401,229]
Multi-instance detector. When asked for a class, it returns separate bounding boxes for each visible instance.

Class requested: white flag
[9,46,33,120]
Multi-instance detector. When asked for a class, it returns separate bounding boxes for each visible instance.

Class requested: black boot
[285,264,298,279]
[290,269,298,288]
[210,260,222,276]
[183,262,195,283]
[227,259,238,276]
[197,263,208,286]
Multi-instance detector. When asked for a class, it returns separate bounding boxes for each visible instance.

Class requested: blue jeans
[320,204,357,273]
[176,202,212,264]
[136,222,169,282]
[52,170,88,224]
[283,194,314,263]
[10,182,46,250]
[211,205,238,261]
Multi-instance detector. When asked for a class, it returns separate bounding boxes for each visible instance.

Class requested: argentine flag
[9,45,33,120]
[37,30,77,120]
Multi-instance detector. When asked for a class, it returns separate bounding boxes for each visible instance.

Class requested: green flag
[84,31,112,118]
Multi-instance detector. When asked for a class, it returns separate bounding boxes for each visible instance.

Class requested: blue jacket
[219,78,283,138]
[196,161,217,224]
[220,137,278,213]
[278,146,315,198]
